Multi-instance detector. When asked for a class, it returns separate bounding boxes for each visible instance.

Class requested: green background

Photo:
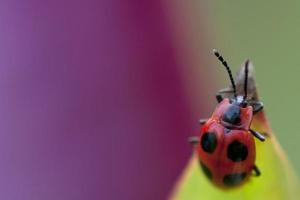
[210,1,300,174]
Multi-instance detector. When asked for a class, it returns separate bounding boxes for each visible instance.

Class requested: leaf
[169,62,300,200]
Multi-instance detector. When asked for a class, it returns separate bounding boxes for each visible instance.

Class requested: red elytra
[193,50,265,188]
[197,98,256,187]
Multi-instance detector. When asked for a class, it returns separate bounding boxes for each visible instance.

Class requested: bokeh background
[0,0,299,200]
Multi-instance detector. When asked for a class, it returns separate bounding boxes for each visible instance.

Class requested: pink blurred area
[0,0,213,200]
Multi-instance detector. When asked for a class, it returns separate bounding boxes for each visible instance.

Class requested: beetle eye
[222,105,241,125]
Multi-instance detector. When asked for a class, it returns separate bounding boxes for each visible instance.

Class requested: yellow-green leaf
[170,62,300,200]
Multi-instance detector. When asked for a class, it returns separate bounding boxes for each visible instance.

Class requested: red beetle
[190,50,265,188]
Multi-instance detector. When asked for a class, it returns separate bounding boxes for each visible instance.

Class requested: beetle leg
[188,136,199,147]
[250,129,265,142]
[198,118,208,125]
[252,101,264,114]
[216,87,234,102]
[216,94,223,103]
[253,165,261,176]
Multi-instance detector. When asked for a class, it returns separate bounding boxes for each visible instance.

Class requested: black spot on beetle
[227,140,248,162]
[223,172,247,186]
[201,132,217,153]
[200,161,212,180]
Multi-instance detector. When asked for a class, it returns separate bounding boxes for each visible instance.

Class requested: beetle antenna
[243,60,249,102]
[213,49,237,98]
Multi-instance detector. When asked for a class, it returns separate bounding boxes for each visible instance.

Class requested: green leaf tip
[170,61,300,200]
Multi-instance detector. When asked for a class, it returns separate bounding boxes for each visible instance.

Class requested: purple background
[0,1,212,199]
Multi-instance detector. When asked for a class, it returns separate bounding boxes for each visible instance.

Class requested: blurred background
[0,0,299,200]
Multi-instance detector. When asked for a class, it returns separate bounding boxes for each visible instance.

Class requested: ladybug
[190,49,266,188]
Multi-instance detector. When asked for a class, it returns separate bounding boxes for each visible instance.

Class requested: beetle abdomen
[197,120,255,187]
